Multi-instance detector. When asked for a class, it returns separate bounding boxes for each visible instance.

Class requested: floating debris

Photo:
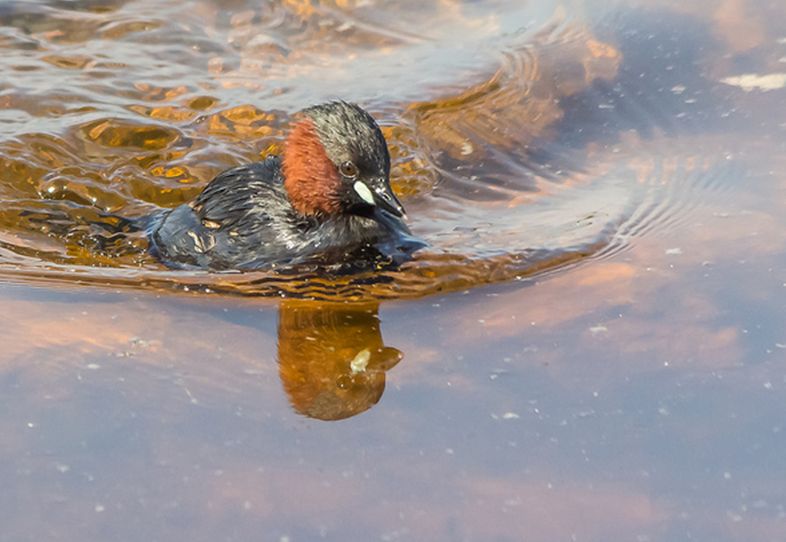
[721,73,786,92]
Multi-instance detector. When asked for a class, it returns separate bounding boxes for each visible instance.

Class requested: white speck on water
[671,84,686,94]
[764,381,773,390]
[26,422,36,429]
[658,407,670,416]
[665,247,683,255]
[589,325,608,335]
[182,385,198,405]
[502,412,520,420]
[381,529,412,542]
[55,463,70,473]
[775,343,786,349]
[86,363,101,370]
[94,504,105,513]
[724,471,732,480]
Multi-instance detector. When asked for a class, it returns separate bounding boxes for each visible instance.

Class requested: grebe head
[282,101,405,220]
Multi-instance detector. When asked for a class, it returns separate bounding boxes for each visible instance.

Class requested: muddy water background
[2,0,786,540]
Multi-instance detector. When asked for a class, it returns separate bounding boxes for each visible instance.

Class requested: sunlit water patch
[0,0,748,300]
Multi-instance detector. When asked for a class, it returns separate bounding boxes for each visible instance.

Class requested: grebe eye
[339,161,359,178]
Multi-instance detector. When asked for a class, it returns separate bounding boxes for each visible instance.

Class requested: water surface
[1,0,786,540]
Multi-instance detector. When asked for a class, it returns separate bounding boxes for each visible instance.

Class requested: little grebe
[148,101,424,271]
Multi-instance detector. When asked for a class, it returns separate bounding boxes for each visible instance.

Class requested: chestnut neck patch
[282,119,341,216]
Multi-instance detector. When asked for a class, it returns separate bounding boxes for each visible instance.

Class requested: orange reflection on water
[278,300,401,420]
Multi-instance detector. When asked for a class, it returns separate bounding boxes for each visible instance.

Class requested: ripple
[77,118,183,150]
[0,0,749,300]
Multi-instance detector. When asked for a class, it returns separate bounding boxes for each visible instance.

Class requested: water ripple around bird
[0,0,748,300]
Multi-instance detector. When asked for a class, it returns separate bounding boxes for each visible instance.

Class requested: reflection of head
[277,300,402,421]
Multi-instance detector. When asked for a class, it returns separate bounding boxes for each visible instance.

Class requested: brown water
[1,0,786,540]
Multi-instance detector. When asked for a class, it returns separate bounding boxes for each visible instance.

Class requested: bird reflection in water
[276,300,402,421]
